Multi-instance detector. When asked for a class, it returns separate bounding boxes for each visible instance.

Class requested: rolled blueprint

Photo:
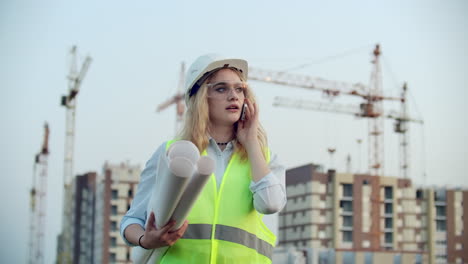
[170,156,215,229]
[144,157,216,263]
[132,141,215,264]
[167,140,200,165]
[148,140,200,228]
[151,156,193,229]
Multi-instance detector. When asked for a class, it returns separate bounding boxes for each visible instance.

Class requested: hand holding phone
[240,103,247,121]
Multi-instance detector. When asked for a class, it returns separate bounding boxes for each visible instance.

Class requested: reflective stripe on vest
[183,224,273,260]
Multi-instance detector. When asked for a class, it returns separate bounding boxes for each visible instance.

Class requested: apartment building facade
[71,172,97,264]
[278,163,467,264]
[94,162,141,264]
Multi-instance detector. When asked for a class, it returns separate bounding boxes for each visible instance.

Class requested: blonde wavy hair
[177,68,268,161]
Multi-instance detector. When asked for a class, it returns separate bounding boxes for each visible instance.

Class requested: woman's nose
[227,88,239,100]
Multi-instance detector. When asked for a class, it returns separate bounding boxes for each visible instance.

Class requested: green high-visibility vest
[160,140,276,264]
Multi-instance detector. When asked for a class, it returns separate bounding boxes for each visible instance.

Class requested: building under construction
[61,162,141,264]
[276,164,468,264]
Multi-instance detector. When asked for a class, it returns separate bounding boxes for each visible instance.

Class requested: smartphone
[240,103,247,121]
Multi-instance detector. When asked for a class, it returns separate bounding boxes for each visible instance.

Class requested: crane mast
[28,123,50,264]
[57,46,92,264]
[367,45,384,176]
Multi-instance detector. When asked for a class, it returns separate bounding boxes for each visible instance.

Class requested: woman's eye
[215,87,226,92]
[235,87,244,93]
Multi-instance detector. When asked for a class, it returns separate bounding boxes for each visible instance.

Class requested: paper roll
[171,156,215,229]
[132,141,215,264]
[167,140,200,165]
[141,157,216,264]
[135,154,194,264]
[152,156,193,229]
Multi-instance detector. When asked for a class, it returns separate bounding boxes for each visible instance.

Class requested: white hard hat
[185,54,248,103]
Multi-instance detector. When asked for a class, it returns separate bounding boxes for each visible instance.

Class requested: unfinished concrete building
[278,163,467,264]
[93,162,141,264]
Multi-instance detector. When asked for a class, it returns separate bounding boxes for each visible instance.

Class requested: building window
[109,253,116,262]
[365,252,373,264]
[343,184,353,197]
[128,189,133,197]
[416,189,423,199]
[111,189,118,199]
[384,186,393,200]
[319,251,329,263]
[434,190,446,202]
[436,220,446,231]
[343,231,352,242]
[385,232,393,244]
[111,205,118,215]
[385,218,393,229]
[340,201,353,212]
[343,216,353,227]
[436,206,446,217]
[415,254,423,264]
[110,237,117,247]
[385,203,393,214]
[343,252,355,264]
[111,221,117,231]
[127,252,130,260]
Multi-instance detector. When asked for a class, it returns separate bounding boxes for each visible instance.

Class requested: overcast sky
[1,0,467,263]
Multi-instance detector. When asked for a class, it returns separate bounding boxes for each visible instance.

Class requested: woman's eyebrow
[212,81,228,86]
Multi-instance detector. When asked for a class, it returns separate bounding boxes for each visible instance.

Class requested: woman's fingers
[146,211,156,231]
[159,220,177,234]
[166,220,189,245]
[245,99,257,121]
[142,214,188,248]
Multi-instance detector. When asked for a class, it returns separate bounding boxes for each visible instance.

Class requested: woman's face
[206,68,246,127]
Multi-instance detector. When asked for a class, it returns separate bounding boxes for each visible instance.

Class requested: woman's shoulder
[147,140,170,161]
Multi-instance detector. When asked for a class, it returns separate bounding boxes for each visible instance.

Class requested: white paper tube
[170,156,215,229]
[137,156,215,264]
[167,140,200,165]
[134,155,194,264]
[152,156,193,229]
[132,141,205,264]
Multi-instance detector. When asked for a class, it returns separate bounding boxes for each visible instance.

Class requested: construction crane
[249,45,421,177]
[272,83,423,178]
[57,46,92,264]
[28,122,50,264]
[156,62,186,135]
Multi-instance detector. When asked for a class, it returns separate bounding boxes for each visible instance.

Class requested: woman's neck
[209,124,234,144]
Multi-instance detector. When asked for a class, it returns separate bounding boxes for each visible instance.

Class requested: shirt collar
[208,136,235,151]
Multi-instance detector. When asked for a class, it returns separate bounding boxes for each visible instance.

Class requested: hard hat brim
[186,58,248,100]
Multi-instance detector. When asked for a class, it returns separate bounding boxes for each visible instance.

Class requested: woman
[121,54,286,263]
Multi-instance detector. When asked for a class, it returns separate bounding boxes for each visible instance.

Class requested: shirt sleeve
[120,142,167,246]
[249,150,287,214]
